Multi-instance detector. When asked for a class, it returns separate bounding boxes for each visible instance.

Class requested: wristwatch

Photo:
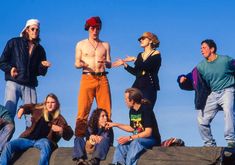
[129,136,133,141]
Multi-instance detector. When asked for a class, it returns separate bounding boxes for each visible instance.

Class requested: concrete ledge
[12,147,223,165]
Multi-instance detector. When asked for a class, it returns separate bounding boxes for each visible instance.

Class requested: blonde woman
[0,93,73,165]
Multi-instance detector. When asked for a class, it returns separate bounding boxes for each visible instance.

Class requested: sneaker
[227,141,235,148]
[76,158,85,165]
[82,158,100,165]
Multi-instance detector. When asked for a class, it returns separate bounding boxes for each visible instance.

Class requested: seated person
[0,93,74,165]
[0,105,14,154]
[73,108,113,165]
[106,88,161,165]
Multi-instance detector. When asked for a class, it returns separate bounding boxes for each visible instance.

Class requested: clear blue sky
[1,0,235,147]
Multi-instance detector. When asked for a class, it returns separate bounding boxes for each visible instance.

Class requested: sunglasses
[30,27,39,32]
[138,36,149,42]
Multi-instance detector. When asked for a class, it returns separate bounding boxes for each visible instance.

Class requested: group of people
[0,15,234,165]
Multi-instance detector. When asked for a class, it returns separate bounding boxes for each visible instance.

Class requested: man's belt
[82,72,108,76]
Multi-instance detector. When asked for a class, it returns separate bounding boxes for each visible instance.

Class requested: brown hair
[88,108,109,134]
[21,26,41,43]
[125,88,150,105]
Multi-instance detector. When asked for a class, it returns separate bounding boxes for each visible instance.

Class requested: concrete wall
[12,147,223,165]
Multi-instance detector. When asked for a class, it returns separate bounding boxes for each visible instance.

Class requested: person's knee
[75,119,87,137]
[197,114,212,125]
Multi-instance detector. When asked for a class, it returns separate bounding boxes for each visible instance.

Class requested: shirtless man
[74,16,112,137]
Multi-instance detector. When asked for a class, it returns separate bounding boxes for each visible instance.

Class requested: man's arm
[106,122,134,132]
[75,42,88,69]
[0,40,13,74]
[131,127,152,139]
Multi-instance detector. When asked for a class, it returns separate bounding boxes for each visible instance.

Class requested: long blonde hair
[43,93,60,122]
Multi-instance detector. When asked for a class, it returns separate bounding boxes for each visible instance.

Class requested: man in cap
[74,16,112,141]
[0,19,51,128]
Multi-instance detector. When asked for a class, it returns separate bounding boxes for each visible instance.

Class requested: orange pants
[75,74,112,137]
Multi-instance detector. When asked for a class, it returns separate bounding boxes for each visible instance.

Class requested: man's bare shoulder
[100,41,110,48]
[76,39,88,47]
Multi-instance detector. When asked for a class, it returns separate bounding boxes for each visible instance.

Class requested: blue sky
[1,0,235,147]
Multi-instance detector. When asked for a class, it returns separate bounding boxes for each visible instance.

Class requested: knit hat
[84,16,102,31]
[138,32,160,48]
[20,19,40,37]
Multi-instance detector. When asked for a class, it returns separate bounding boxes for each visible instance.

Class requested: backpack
[161,137,185,147]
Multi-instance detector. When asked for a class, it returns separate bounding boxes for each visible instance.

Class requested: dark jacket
[0,37,48,87]
[125,52,161,90]
[0,104,14,126]
[19,104,74,149]
[177,67,211,110]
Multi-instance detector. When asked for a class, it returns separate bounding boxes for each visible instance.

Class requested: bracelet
[129,136,133,141]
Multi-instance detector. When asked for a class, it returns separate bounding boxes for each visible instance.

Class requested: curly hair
[88,108,108,134]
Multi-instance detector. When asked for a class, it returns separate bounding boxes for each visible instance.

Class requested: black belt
[82,72,108,76]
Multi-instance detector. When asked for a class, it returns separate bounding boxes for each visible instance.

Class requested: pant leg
[0,122,15,152]
[96,76,112,119]
[0,138,34,165]
[4,81,21,120]
[219,87,235,143]
[75,75,96,137]
[112,142,130,165]
[34,138,52,165]
[197,92,219,146]
[92,136,110,160]
[21,85,37,128]
[126,137,157,165]
[72,137,86,160]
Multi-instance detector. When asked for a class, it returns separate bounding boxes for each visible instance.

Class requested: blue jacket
[177,67,211,110]
[0,37,48,87]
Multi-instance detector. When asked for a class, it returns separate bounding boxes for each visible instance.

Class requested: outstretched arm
[106,122,134,132]
[177,72,194,91]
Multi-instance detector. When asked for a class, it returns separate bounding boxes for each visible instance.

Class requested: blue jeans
[198,86,235,146]
[73,136,110,160]
[0,138,52,165]
[4,81,37,127]
[0,122,14,153]
[112,137,157,165]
